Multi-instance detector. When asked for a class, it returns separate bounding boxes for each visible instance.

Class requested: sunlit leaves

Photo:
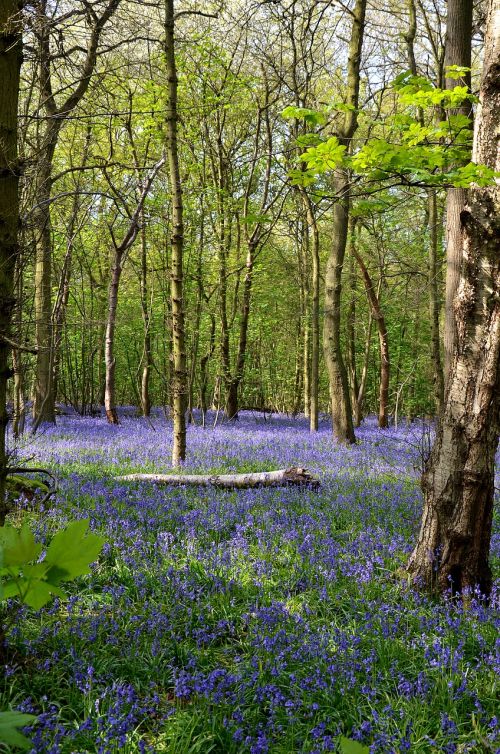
[281,69,495,192]
[0,519,105,610]
[298,137,346,173]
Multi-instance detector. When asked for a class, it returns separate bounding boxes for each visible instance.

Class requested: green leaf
[19,579,65,610]
[445,65,471,80]
[0,710,37,750]
[299,137,346,173]
[0,524,41,567]
[44,519,105,583]
[282,106,327,126]
[339,737,370,754]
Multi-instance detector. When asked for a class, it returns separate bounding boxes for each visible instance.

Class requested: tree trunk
[31,0,120,424]
[139,221,152,417]
[352,246,390,428]
[0,0,22,524]
[347,223,360,420]
[407,0,499,596]
[299,192,320,432]
[104,252,122,425]
[427,191,445,413]
[165,0,187,465]
[33,145,57,425]
[354,310,373,427]
[443,0,473,381]
[324,170,356,443]
[323,0,366,444]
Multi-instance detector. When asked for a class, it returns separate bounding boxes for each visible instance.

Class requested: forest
[0,0,499,751]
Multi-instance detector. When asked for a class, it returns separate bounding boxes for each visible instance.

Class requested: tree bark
[323,0,366,444]
[443,0,473,382]
[165,0,187,465]
[0,0,22,524]
[407,0,500,596]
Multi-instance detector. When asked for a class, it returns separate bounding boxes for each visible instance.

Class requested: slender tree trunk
[302,218,311,418]
[352,248,390,428]
[12,257,25,438]
[104,252,122,424]
[443,0,473,381]
[300,191,320,432]
[407,0,499,596]
[165,0,186,464]
[324,170,356,443]
[33,145,57,424]
[139,222,153,417]
[427,191,445,413]
[0,0,21,524]
[323,0,366,444]
[32,0,119,424]
[355,310,374,426]
[347,220,360,423]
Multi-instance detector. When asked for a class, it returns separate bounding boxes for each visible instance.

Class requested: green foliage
[339,738,370,754]
[0,520,105,749]
[0,711,37,751]
[283,70,497,191]
[282,105,327,126]
[0,519,105,610]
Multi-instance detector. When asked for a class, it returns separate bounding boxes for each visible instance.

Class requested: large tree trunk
[165,0,187,465]
[0,0,22,524]
[443,0,473,381]
[407,0,499,596]
[323,0,366,444]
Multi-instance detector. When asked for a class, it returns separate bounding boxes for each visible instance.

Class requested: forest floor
[2,411,499,754]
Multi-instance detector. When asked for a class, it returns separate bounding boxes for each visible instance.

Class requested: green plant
[0,519,105,749]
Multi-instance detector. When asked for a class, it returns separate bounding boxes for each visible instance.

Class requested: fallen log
[115,467,320,490]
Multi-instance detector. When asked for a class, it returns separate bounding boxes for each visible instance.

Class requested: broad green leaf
[0,710,37,750]
[44,520,105,582]
[17,579,66,610]
[339,737,370,754]
[0,524,41,567]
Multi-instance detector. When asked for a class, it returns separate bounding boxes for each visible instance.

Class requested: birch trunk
[116,467,320,490]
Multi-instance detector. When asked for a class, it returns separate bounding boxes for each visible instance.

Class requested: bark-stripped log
[115,467,320,490]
